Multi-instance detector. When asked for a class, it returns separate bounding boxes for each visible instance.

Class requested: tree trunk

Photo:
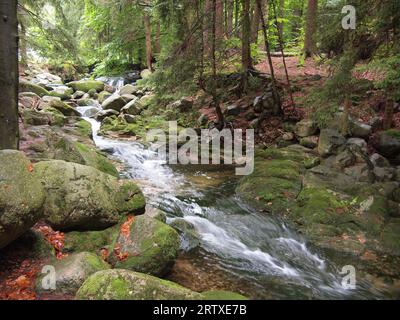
[304,0,318,57]
[251,0,267,43]
[203,0,212,55]
[383,97,394,130]
[226,0,234,36]
[216,0,224,42]
[144,14,153,72]
[155,21,161,55]
[0,0,19,150]
[19,21,28,67]
[234,0,240,36]
[241,0,252,92]
[277,0,284,41]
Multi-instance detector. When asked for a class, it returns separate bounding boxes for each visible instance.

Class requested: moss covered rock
[34,160,145,231]
[36,252,110,295]
[201,291,249,300]
[108,215,179,277]
[19,80,50,97]
[45,100,80,117]
[68,80,104,93]
[76,269,202,300]
[0,151,45,249]
[48,87,74,100]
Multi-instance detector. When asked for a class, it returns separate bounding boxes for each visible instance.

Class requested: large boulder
[121,99,141,115]
[102,95,126,112]
[33,160,146,231]
[35,252,110,295]
[0,151,45,249]
[76,269,202,300]
[98,91,112,104]
[68,80,105,93]
[374,130,400,161]
[108,215,180,277]
[45,100,80,117]
[318,129,346,158]
[19,80,50,97]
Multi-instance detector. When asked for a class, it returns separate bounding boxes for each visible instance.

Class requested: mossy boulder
[0,150,45,249]
[102,95,126,112]
[170,218,201,252]
[36,252,110,295]
[98,91,112,104]
[19,80,50,97]
[33,160,145,231]
[318,129,346,158]
[67,80,104,93]
[63,225,119,254]
[374,130,400,161]
[201,291,249,300]
[48,87,74,100]
[108,215,180,277]
[45,100,80,117]
[76,269,202,300]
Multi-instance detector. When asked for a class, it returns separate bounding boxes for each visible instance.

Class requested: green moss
[68,80,104,93]
[75,120,93,138]
[114,181,146,214]
[201,291,249,300]
[385,129,400,139]
[19,80,50,97]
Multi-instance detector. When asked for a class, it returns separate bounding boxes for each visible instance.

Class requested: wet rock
[145,206,167,223]
[67,80,104,93]
[318,129,346,158]
[102,95,126,112]
[76,269,202,300]
[35,252,110,295]
[108,215,180,276]
[33,160,145,231]
[0,151,45,249]
[77,98,97,107]
[295,119,317,138]
[170,218,201,252]
[19,80,50,97]
[87,88,97,98]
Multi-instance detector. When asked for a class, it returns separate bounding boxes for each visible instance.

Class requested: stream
[76,83,387,300]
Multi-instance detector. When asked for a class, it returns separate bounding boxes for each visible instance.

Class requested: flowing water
[77,103,388,300]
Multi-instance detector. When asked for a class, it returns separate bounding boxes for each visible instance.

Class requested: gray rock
[370,153,390,168]
[318,129,346,158]
[167,98,193,112]
[72,91,85,100]
[121,98,141,115]
[373,167,395,182]
[102,95,126,112]
[374,130,400,160]
[295,119,318,137]
[347,138,368,152]
[121,114,137,124]
[119,84,139,96]
[121,94,137,103]
[350,120,372,138]
[95,109,119,121]
[344,164,375,183]
[0,151,45,249]
[33,160,146,230]
[35,252,110,295]
[334,150,356,168]
[282,132,295,141]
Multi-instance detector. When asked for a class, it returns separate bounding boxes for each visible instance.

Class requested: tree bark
[144,13,153,72]
[0,0,19,150]
[304,0,318,57]
[251,0,267,43]
[203,0,212,55]
[241,0,252,92]
[216,0,224,42]
[226,0,234,36]
[155,21,161,55]
[277,0,284,41]
[383,97,394,130]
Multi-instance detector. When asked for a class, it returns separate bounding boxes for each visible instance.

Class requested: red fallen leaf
[27,164,34,173]
[120,216,135,238]
[113,243,129,262]
[15,276,30,289]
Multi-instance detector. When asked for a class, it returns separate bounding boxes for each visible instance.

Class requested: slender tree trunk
[0,0,19,150]
[216,0,224,42]
[203,0,212,55]
[241,0,252,92]
[251,0,267,43]
[234,0,240,36]
[155,21,161,55]
[277,0,285,41]
[19,22,28,68]
[226,0,234,36]
[211,0,224,125]
[341,96,351,136]
[304,0,318,57]
[144,13,153,72]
